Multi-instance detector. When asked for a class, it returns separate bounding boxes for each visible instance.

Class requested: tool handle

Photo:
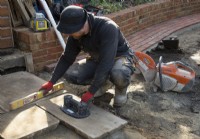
[175,61,195,74]
[39,0,66,49]
[158,56,163,91]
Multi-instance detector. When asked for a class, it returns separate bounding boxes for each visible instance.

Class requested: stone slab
[0,106,59,139]
[0,49,25,71]
[37,93,127,139]
[0,71,45,111]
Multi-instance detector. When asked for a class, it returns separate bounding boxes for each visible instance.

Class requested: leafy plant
[89,0,123,14]
[132,0,155,5]
[89,0,155,14]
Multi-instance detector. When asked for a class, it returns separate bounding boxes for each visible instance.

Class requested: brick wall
[13,27,64,70]
[13,0,200,71]
[0,0,14,49]
[107,0,200,36]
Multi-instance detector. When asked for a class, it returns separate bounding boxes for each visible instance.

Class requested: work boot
[94,80,113,97]
[113,87,128,107]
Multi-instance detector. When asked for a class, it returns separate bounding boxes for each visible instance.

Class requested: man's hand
[81,91,94,103]
[39,81,53,93]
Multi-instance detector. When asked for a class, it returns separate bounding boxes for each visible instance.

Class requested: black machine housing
[60,95,90,118]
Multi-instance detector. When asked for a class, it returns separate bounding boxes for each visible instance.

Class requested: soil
[37,26,200,139]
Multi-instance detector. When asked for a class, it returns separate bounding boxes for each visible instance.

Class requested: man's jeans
[64,56,134,95]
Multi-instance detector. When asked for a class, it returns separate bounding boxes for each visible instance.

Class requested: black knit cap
[57,5,88,34]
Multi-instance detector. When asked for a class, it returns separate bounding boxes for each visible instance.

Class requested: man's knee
[64,64,80,84]
[110,69,131,88]
[64,69,91,85]
[65,72,90,85]
[64,72,78,84]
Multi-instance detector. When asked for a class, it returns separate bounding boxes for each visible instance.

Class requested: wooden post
[24,52,34,73]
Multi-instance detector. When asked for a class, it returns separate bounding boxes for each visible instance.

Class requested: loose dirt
[37,26,200,139]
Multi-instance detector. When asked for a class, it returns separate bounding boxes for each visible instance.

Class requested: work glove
[39,81,53,94]
[81,91,94,104]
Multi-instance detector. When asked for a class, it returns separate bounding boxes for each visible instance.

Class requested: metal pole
[39,0,66,49]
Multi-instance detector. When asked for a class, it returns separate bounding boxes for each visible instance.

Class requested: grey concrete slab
[0,71,45,111]
[0,106,59,139]
[0,49,25,72]
[37,93,127,139]
[36,124,84,139]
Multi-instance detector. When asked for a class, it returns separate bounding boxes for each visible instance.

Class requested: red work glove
[81,91,94,103]
[39,81,53,94]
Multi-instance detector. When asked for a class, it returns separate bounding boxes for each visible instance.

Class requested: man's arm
[50,37,81,84]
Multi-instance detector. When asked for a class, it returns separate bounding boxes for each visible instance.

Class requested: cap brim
[57,10,88,34]
[57,22,84,34]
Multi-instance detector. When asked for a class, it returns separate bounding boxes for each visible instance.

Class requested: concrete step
[0,49,25,75]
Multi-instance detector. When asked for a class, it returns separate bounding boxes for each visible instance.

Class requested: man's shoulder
[94,16,118,29]
[94,16,113,24]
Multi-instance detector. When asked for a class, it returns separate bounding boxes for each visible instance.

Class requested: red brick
[33,54,58,67]
[33,55,48,64]
[26,32,37,44]
[18,32,30,44]
[16,41,30,51]
[35,32,46,43]
[39,41,57,49]
[0,17,10,27]
[0,28,12,37]
[46,53,59,61]
[47,46,63,54]
[32,49,48,58]
[45,29,57,41]
[0,38,13,48]
[121,23,136,33]
[29,44,39,51]
[0,6,10,16]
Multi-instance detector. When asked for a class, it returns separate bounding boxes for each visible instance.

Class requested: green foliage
[133,0,155,5]
[89,0,123,14]
[89,0,155,14]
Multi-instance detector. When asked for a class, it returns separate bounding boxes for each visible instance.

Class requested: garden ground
[37,25,200,139]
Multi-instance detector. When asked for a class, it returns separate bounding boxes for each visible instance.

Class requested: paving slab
[0,71,45,112]
[0,49,25,72]
[0,106,59,139]
[37,93,128,139]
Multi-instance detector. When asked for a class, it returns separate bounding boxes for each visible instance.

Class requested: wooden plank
[0,106,59,139]
[8,0,23,27]
[37,93,127,139]
[23,0,35,18]
[24,52,34,73]
[13,0,30,26]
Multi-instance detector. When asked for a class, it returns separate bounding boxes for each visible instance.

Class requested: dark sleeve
[50,37,81,84]
[88,21,119,94]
